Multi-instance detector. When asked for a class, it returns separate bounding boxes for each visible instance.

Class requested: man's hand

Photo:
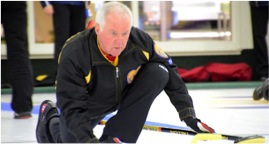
[184,117,215,133]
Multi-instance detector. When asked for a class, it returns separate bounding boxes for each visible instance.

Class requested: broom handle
[99,120,240,140]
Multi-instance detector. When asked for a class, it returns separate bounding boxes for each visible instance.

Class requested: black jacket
[56,27,195,142]
[40,1,85,8]
[249,1,269,7]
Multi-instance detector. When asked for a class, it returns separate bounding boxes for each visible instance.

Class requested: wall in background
[1,49,259,86]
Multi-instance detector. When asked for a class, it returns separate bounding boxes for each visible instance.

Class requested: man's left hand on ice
[183,117,215,133]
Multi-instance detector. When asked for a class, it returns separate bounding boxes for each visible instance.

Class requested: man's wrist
[178,107,196,121]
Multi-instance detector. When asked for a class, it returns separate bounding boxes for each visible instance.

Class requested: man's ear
[95,24,100,34]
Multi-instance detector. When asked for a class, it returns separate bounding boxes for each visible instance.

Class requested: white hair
[95,2,133,31]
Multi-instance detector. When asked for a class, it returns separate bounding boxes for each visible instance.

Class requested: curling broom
[99,120,266,144]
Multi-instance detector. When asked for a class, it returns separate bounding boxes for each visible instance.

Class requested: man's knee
[140,62,169,83]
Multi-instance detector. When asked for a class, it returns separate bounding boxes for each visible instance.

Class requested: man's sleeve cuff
[178,107,196,121]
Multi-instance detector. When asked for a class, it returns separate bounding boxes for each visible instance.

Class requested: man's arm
[147,40,214,133]
[56,42,98,143]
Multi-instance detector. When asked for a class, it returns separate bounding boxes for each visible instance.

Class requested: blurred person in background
[249,1,269,81]
[1,1,34,119]
[37,1,88,85]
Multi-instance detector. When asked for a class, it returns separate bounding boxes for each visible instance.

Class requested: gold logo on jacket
[127,66,141,84]
[154,44,168,58]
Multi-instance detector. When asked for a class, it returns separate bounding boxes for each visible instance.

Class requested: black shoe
[36,100,59,143]
[253,86,263,100]
[14,111,32,119]
[253,78,269,101]
[262,78,269,100]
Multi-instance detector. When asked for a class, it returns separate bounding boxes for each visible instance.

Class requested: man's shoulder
[59,30,94,60]
[130,27,152,42]
[64,29,94,47]
[130,27,148,36]
[129,27,154,52]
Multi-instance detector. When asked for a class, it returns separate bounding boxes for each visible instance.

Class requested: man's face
[95,13,131,56]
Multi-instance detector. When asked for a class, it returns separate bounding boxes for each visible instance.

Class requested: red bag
[177,62,252,82]
[205,63,252,81]
[178,66,209,82]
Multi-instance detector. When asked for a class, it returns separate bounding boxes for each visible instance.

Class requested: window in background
[139,1,231,41]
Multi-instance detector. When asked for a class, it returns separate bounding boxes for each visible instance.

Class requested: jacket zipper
[115,66,121,102]
[116,67,119,78]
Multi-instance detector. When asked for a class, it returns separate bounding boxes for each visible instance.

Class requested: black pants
[52,4,86,79]
[1,1,33,113]
[250,5,269,79]
[49,62,169,143]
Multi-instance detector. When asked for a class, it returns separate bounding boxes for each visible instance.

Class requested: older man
[36,2,214,143]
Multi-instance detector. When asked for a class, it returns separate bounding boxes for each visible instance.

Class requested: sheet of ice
[1,88,269,143]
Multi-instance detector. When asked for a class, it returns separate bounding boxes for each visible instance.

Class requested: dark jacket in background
[40,1,85,8]
[249,1,269,7]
